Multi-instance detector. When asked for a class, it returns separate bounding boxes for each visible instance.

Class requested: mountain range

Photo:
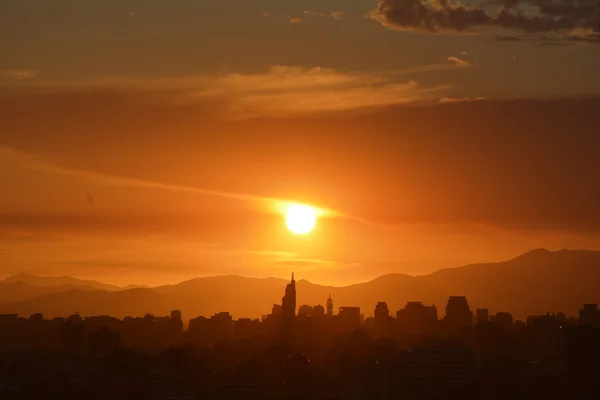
[1,249,599,321]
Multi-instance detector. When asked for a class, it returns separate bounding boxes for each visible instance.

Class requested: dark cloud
[373,0,490,32]
[372,0,600,40]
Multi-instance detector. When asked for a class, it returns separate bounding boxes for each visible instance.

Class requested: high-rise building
[375,302,389,320]
[579,304,600,327]
[374,302,391,337]
[170,310,182,322]
[338,307,361,332]
[271,304,282,315]
[282,273,297,318]
[170,309,183,334]
[312,305,325,317]
[396,302,438,334]
[444,296,473,333]
[475,308,489,324]
[281,273,297,342]
[326,294,334,316]
[490,312,513,329]
[298,305,313,316]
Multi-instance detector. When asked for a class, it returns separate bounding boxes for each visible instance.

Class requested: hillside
[1,249,599,320]
[2,272,122,291]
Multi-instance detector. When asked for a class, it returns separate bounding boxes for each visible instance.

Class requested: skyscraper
[444,296,473,333]
[282,273,296,318]
[475,308,489,324]
[326,294,334,316]
[396,302,438,335]
[374,302,391,337]
[281,273,296,342]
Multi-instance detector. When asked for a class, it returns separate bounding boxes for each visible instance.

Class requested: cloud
[369,0,490,32]
[0,69,40,80]
[447,56,471,67]
[199,66,448,116]
[6,66,448,117]
[0,144,345,223]
[304,10,326,17]
[438,96,487,103]
[246,250,298,259]
[370,0,600,41]
[3,81,600,234]
[288,16,303,24]
[303,10,346,20]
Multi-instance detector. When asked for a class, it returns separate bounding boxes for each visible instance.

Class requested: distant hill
[2,272,121,291]
[1,249,600,320]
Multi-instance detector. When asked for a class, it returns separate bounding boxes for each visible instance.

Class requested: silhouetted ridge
[3,272,122,291]
[1,249,599,319]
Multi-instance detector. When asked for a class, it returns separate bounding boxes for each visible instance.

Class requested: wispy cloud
[0,145,343,220]
[439,97,487,103]
[303,10,345,20]
[246,250,298,259]
[13,66,450,117]
[0,69,40,80]
[288,16,302,24]
[447,57,471,68]
[331,11,345,20]
[196,66,449,116]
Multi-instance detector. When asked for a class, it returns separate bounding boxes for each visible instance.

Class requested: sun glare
[285,204,317,235]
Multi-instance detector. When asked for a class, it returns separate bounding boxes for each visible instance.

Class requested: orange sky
[1,1,600,286]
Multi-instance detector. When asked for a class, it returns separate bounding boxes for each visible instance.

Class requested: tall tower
[282,273,296,318]
[281,273,297,342]
[326,294,334,316]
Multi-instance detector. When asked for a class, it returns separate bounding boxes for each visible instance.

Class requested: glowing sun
[285,204,317,235]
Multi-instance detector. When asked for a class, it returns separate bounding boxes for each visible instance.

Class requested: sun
[285,204,317,235]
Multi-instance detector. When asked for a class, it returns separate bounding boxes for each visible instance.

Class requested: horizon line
[2,247,595,289]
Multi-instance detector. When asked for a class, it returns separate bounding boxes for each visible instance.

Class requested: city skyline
[1,248,600,322]
[4,2,600,398]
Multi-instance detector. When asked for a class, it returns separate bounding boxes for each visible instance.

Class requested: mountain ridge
[2,272,122,291]
[1,248,599,320]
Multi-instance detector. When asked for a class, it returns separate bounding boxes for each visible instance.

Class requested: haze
[2,0,600,287]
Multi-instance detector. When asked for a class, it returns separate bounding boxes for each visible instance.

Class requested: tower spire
[292,272,295,282]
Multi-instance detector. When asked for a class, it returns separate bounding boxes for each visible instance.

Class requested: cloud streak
[0,69,40,80]
[0,145,348,222]
[447,56,471,67]
[3,66,450,117]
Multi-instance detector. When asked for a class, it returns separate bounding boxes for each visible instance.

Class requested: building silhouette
[312,304,325,317]
[578,304,600,327]
[281,273,297,342]
[490,312,513,330]
[338,307,361,333]
[326,294,334,316]
[397,302,438,335]
[1,276,600,399]
[444,296,473,333]
[374,302,391,337]
[298,305,313,316]
[476,308,489,324]
[282,273,297,318]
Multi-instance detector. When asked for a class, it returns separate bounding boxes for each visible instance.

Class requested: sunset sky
[1,0,600,286]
